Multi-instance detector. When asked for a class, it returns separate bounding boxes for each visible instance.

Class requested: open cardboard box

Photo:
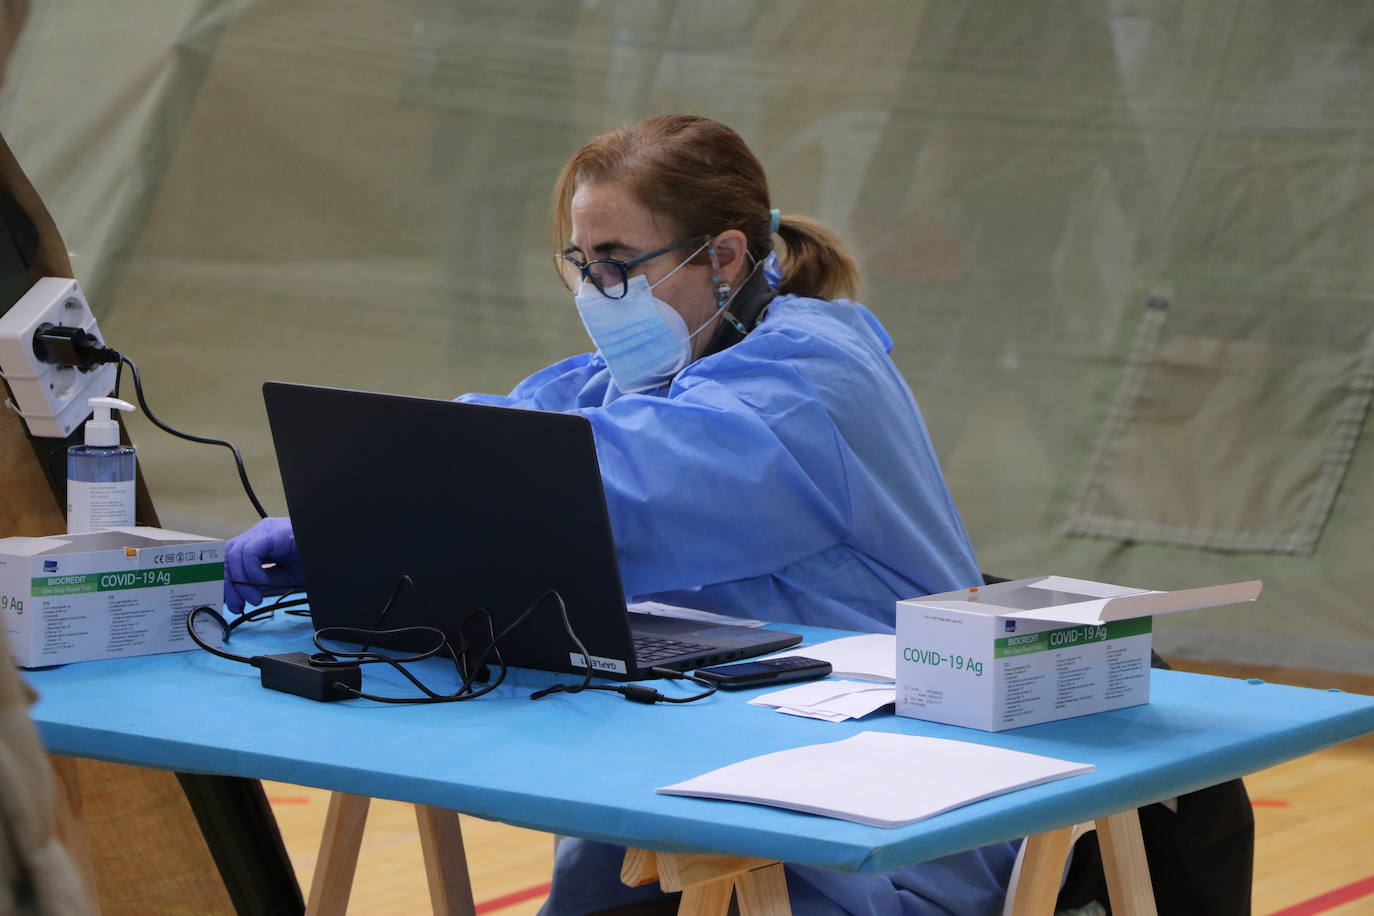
[895,576,1262,731]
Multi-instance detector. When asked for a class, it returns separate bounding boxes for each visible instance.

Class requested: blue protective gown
[459,294,1019,915]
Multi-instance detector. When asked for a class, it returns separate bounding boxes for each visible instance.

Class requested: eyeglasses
[557,236,704,299]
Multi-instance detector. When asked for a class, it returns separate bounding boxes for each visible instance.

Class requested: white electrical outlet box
[0,278,115,438]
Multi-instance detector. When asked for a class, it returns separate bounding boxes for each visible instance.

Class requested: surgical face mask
[574,243,712,393]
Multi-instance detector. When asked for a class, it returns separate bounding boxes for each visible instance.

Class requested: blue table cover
[24,612,1374,875]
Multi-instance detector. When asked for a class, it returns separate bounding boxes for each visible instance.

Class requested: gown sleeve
[456,353,608,410]
[574,327,855,597]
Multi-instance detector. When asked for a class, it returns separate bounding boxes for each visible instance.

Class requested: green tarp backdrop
[2,1,1370,671]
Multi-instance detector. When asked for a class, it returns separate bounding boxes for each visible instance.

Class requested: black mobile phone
[694,655,833,690]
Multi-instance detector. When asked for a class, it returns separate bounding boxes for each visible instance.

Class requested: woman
[225,115,1017,914]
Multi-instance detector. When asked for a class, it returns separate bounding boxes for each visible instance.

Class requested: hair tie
[768,208,780,234]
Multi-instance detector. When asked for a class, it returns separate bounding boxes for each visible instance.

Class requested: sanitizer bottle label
[67,480,135,533]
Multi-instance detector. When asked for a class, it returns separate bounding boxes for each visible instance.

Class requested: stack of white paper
[657,731,1094,828]
[749,680,896,722]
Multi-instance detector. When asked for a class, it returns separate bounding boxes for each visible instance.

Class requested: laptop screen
[263,382,641,676]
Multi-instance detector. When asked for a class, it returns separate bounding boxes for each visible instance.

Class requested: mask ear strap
[652,237,711,291]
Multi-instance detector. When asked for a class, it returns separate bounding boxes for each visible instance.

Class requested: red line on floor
[1250,799,1291,807]
[476,882,552,914]
[1266,875,1374,916]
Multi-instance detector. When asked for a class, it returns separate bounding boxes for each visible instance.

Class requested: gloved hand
[223,516,303,614]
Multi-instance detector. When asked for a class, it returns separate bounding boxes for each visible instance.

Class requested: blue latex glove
[223,516,303,614]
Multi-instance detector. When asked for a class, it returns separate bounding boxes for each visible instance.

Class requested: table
[26,612,1374,915]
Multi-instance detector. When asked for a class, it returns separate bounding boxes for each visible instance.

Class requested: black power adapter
[252,652,361,702]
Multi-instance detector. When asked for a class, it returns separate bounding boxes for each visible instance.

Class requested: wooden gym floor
[263,660,1374,916]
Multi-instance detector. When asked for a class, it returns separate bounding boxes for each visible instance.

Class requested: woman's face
[567,181,733,360]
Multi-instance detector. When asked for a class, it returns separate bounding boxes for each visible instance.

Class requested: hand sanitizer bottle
[67,396,138,533]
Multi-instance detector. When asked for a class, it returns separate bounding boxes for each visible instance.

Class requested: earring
[709,246,731,302]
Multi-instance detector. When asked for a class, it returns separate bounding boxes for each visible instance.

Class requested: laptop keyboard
[633,634,714,664]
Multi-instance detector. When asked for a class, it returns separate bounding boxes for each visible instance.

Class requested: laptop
[262,382,802,680]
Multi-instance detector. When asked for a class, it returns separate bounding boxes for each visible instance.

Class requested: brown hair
[552,114,860,301]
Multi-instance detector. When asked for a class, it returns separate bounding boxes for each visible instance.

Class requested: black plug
[252,652,361,702]
[32,323,120,370]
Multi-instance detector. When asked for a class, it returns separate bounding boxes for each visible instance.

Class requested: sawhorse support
[307,791,476,916]
[619,808,1157,916]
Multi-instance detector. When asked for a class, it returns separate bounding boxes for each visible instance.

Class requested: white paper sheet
[750,680,896,722]
[657,731,1095,828]
[627,601,765,628]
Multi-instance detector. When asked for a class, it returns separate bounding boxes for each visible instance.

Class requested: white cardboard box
[0,527,224,668]
[895,575,1262,731]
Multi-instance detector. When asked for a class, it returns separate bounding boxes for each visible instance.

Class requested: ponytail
[773,214,861,301]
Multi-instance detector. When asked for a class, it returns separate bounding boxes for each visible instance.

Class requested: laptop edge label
[569,652,629,675]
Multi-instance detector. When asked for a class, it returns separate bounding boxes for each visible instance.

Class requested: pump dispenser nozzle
[84,396,136,447]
